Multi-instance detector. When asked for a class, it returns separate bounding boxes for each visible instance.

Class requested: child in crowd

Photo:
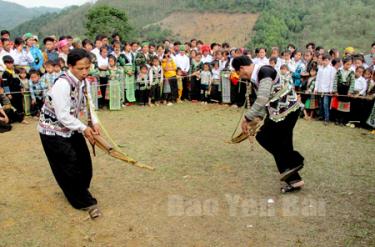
[364,68,374,96]
[176,68,183,103]
[279,64,293,85]
[190,52,203,102]
[54,62,62,77]
[304,63,319,119]
[136,64,150,106]
[41,60,58,89]
[332,56,355,125]
[292,50,306,90]
[1,55,25,122]
[210,61,222,103]
[353,66,367,96]
[29,69,47,117]
[18,68,31,116]
[0,100,11,133]
[200,63,212,103]
[149,57,163,106]
[315,54,336,125]
[107,55,124,110]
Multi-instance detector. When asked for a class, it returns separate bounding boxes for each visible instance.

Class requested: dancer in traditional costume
[233,56,305,193]
[38,49,102,219]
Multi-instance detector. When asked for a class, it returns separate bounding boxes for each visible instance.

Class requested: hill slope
[0,0,59,30]
[10,0,375,51]
[151,12,259,47]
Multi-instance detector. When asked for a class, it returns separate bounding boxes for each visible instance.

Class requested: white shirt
[354,76,367,96]
[201,54,213,64]
[11,49,34,66]
[91,48,100,59]
[315,65,336,93]
[253,57,269,67]
[174,54,190,72]
[41,70,98,133]
[97,55,108,68]
[212,68,221,80]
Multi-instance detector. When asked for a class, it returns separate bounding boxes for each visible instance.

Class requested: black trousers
[168,77,178,102]
[190,76,201,101]
[40,133,97,209]
[256,109,304,182]
[99,76,108,108]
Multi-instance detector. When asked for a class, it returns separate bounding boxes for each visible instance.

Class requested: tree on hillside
[85,5,132,40]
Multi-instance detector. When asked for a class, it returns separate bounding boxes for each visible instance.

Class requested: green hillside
[0,0,59,30]
[10,0,375,52]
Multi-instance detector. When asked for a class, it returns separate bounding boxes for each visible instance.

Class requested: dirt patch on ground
[0,103,374,246]
[149,11,258,47]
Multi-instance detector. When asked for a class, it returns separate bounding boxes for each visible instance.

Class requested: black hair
[174,41,181,46]
[210,43,217,50]
[44,60,55,67]
[305,42,316,50]
[29,69,40,77]
[280,64,289,70]
[269,56,278,64]
[130,41,138,46]
[259,47,267,53]
[288,44,296,49]
[67,48,91,66]
[308,61,318,72]
[43,37,55,45]
[14,37,24,46]
[329,48,338,56]
[190,38,197,43]
[139,64,148,71]
[258,65,277,81]
[232,55,252,71]
[100,46,108,53]
[353,54,365,62]
[82,39,93,48]
[371,42,375,48]
[197,40,203,45]
[316,46,324,51]
[254,48,260,54]
[331,58,341,67]
[356,66,365,72]
[1,38,9,44]
[176,67,182,72]
[222,42,230,48]
[322,54,331,60]
[342,56,352,65]
[108,55,117,63]
[1,30,10,36]
[2,55,14,64]
[59,36,66,41]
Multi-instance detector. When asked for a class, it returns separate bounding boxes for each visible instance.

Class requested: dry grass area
[0,103,374,247]
[150,12,259,47]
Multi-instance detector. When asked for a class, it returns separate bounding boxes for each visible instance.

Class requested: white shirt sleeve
[51,78,87,132]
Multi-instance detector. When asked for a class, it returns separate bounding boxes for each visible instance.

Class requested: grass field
[0,103,374,247]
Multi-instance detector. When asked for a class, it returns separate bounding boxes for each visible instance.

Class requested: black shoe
[280,164,304,181]
[280,180,304,194]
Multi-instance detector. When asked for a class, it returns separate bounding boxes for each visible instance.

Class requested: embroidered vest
[151,66,162,85]
[38,73,87,137]
[267,78,300,122]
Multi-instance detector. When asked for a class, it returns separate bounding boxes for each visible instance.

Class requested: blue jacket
[29,46,44,71]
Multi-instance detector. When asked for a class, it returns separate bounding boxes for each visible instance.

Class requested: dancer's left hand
[92,124,101,135]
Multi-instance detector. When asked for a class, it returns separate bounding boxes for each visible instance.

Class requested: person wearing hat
[344,47,355,57]
[232,55,305,193]
[201,45,213,64]
[24,33,44,71]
